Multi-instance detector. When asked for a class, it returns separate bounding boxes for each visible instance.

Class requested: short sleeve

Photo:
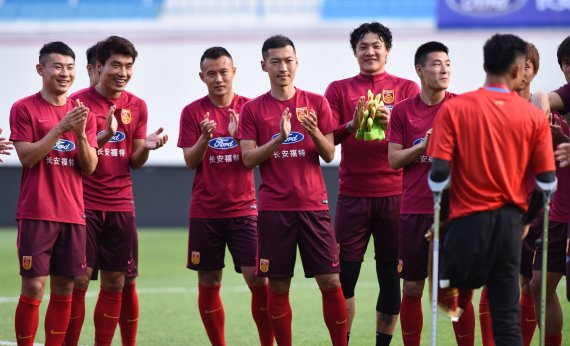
[177,105,201,148]
[236,101,258,142]
[9,103,33,142]
[386,103,404,144]
[134,100,148,139]
[429,102,455,162]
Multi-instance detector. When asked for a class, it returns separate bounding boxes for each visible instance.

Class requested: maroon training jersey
[71,87,147,211]
[325,72,420,197]
[550,114,570,223]
[387,92,456,214]
[177,94,257,218]
[554,83,570,112]
[9,93,97,224]
[237,88,334,211]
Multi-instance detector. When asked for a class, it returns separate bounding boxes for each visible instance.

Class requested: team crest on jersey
[259,258,269,273]
[22,256,32,270]
[382,90,395,104]
[191,251,200,265]
[296,107,308,122]
[397,259,403,274]
[121,109,132,125]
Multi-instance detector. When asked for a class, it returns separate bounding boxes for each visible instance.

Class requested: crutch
[428,175,451,346]
[536,178,557,346]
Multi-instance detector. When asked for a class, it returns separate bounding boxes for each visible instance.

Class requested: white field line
[0,281,382,304]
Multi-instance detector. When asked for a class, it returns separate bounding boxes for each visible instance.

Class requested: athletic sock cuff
[50,293,72,303]
[19,294,41,306]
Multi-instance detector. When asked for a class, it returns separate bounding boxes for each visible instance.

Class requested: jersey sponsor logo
[445,0,527,17]
[106,130,126,143]
[121,109,132,125]
[208,137,238,150]
[296,107,308,122]
[52,139,76,152]
[271,131,304,145]
[413,137,425,146]
[259,258,269,273]
[191,251,200,265]
[382,89,395,104]
[22,256,32,270]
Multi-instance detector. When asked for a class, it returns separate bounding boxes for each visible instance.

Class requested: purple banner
[438,0,570,28]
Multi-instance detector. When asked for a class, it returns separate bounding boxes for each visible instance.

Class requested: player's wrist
[346,121,354,133]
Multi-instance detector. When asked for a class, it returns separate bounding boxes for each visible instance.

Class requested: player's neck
[208,92,233,108]
[517,88,531,101]
[270,84,296,101]
[420,88,446,106]
[485,76,512,91]
[40,89,67,106]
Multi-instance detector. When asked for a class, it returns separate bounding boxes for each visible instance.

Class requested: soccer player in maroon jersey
[387,41,475,346]
[178,46,273,346]
[429,33,555,346]
[238,35,347,346]
[64,36,168,346]
[324,22,419,345]
[0,128,14,162]
[527,37,570,346]
[9,41,98,346]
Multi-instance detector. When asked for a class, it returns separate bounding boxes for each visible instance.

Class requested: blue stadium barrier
[322,0,435,19]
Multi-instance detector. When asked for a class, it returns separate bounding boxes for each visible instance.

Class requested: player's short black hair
[414,41,449,67]
[86,43,98,67]
[350,22,392,53]
[261,35,295,59]
[483,34,528,75]
[200,46,233,69]
[39,41,75,64]
[557,36,570,68]
[96,35,138,66]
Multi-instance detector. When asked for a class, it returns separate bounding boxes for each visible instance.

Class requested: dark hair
[350,22,392,53]
[200,46,233,69]
[527,43,540,74]
[483,34,527,75]
[557,36,570,68]
[96,35,138,66]
[414,41,449,66]
[39,41,75,64]
[86,43,98,67]
[261,35,295,59]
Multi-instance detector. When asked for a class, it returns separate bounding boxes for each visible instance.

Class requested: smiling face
[261,45,298,89]
[200,55,236,98]
[418,51,451,92]
[37,53,76,96]
[355,32,390,75]
[97,53,133,98]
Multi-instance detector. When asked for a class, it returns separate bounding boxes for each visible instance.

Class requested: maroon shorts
[533,221,568,275]
[86,210,138,274]
[398,214,434,281]
[17,219,86,277]
[257,210,339,278]
[520,214,542,278]
[334,195,400,263]
[187,216,257,272]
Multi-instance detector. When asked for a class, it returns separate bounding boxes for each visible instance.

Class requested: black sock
[376,332,392,346]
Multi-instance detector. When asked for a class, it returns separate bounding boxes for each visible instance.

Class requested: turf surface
[0,228,567,345]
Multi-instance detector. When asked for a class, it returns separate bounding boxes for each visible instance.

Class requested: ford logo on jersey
[445,0,527,16]
[52,139,75,152]
[208,137,238,150]
[271,131,304,145]
[107,131,126,143]
[413,138,424,146]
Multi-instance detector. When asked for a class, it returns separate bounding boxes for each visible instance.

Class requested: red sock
[44,293,72,346]
[545,333,562,346]
[119,282,139,346]
[267,290,292,346]
[321,287,348,346]
[453,299,475,346]
[15,294,41,346]
[198,284,225,346]
[400,294,422,346]
[479,287,495,346]
[64,287,87,346]
[94,288,122,346]
[249,284,274,346]
[520,292,536,346]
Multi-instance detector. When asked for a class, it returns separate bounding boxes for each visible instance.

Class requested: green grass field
[0,228,568,345]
